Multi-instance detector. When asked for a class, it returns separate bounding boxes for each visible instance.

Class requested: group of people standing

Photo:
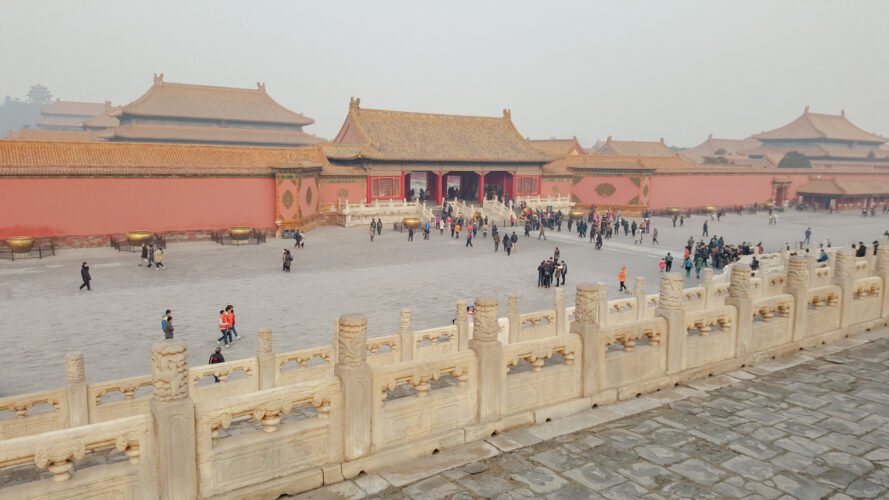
[217,305,239,348]
[537,247,567,288]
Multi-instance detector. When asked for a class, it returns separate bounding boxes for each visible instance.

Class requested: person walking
[408,227,414,241]
[493,233,501,252]
[154,248,165,270]
[560,260,567,286]
[147,245,155,268]
[79,262,91,291]
[376,218,382,235]
[140,244,148,266]
[161,310,171,335]
[538,224,546,240]
[553,247,560,261]
[537,261,546,287]
[369,223,375,242]
[694,255,704,278]
[465,231,473,247]
[652,228,659,245]
[208,347,225,382]
[665,252,673,272]
[163,315,175,339]
[702,221,709,237]
[217,310,232,347]
[226,305,239,340]
[618,267,628,292]
[510,232,518,253]
[504,236,513,256]
[804,227,812,246]
[684,258,693,278]
[282,249,293,271]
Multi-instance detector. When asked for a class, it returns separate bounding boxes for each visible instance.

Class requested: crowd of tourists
[536,247,568,288]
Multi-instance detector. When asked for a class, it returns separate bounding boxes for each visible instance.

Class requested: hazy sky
[2,1,887,147]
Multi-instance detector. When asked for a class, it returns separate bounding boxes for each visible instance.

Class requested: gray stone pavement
[1,211,887,396]
[293,329,889,500]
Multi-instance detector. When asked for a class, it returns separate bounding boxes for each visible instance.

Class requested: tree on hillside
[778,151,811,168]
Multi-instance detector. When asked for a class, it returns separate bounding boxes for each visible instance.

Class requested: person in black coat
[79,262,91,291]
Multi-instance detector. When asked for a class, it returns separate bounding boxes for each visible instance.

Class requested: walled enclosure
[1,246,887,498]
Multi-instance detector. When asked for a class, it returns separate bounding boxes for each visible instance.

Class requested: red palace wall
[571,176,645,206]
[541,178,572,199]
[0,177,276,238]
[319,179,366,205]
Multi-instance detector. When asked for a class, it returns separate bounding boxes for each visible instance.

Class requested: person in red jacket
[217,310,231,347]
[225,305,239,341]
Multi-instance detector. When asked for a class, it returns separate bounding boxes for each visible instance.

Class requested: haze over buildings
[1,0,887,147]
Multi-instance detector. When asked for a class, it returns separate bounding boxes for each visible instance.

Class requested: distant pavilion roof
[326,98,555,163]
[6,129,100,142]
[99,123,326,146]
[0,140,326,177]
[41,100,108,117]
[754,107,886,143]
[594,136,674,157]
[528,138,585,156]
[680,135,761,163]
[113,74,314,126]
[545,154,697,174]
[796,177,889,196]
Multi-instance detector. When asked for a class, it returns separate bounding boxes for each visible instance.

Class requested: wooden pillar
[478,171,486,204]
[365,176,372,203]
[437,171,444,205]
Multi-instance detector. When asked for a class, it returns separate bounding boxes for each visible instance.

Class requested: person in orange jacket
[618,266,628,292]
[225,305,239,341]
[217,310,232,347]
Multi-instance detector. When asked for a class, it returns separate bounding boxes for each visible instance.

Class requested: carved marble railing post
[65,352,88,428]
[398,309,414,362]
[554,288,567,336]
[335,314,372,460]
[257,328,275,390]
[807,254,818,287]
[507,294,520,343]
[701,268,714,308]
[571,283,607,397]
[470,297,504,423]
[657,274,686,375]
[150,341,197,500]
[726,265,754,359]
[877,246,889,318]
[634,277,646,320]
[784,256,810,342]
[833,248,856,327]
[456,301,469,351]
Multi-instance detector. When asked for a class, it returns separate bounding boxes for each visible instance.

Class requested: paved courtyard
[1,210,887,395]
[294,330,889,500]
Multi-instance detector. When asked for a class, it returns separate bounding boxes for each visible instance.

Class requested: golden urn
[667,207,681,214]
[6,236,34,253]
[229,226,253,240]
[568,210,584,220]
[702,206,716,213]
[126,231,154,244]
[402,217,421,229]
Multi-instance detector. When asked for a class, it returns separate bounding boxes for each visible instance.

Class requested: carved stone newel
[658,273,683,311]
[151,341,189,401]
[786,256,809,289]
[574,283,599,325]
[336,314,368,367]
[65,352,85,385]
[257,328,273,354]
[728,264,752,298]
[473,296,499,342]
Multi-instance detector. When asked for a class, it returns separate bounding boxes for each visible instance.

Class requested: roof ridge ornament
[257,82,266,91]
[349,97,361,109]
[804,105,809,113]
[153,73,164,85]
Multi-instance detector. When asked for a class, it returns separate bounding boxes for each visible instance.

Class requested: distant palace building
[323,98,554,204]
[528,137,586,156]
[746,107,888,166]
[98,74,325,148]
[35,100,108,131]
[593,136,674,157]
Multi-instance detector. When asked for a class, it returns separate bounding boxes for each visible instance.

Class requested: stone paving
[1,211,887,395]
[293,329,889,500]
